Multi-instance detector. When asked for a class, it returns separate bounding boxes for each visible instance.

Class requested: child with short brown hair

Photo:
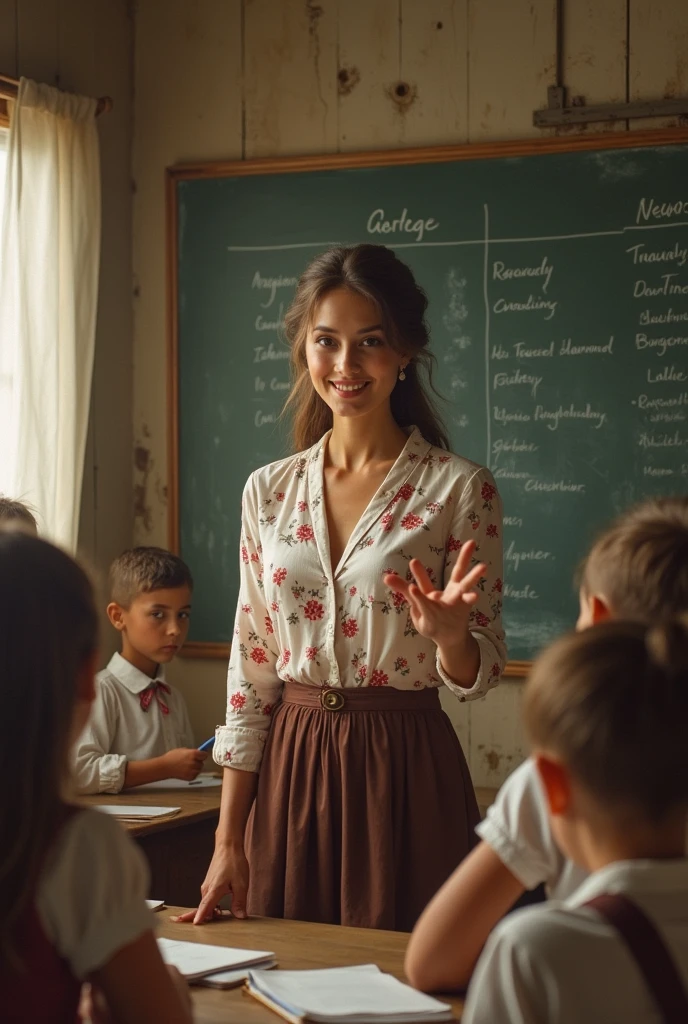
[406,495,688,992]
[461,618,688,1023]
[74,546,206,793]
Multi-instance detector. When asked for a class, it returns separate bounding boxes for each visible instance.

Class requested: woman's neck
[327,410,409,472]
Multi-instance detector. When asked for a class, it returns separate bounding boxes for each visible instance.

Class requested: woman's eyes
[315,336,384,347]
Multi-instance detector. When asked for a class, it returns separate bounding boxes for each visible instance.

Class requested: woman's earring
[398,367,407,381]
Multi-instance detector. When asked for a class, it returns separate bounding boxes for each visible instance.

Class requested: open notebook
[157,937,274,981]
[245,965,454,1024]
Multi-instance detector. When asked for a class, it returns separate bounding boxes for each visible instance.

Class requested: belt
[281,678,442,713]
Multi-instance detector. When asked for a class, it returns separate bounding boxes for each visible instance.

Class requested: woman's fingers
[453,559,487,593]
[170,909,197,923]
[407,559,435,595]
[451,539,476,577]
[383,573,413,599]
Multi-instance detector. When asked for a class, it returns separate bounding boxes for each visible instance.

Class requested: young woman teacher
[179,244,506,931]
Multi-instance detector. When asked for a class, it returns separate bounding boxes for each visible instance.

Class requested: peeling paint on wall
[133,426,154,534]
[338,66,361,96]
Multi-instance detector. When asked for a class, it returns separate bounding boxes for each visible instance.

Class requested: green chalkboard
[168,130,688,666]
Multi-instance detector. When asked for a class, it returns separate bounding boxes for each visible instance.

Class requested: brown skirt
[246,680,480,931]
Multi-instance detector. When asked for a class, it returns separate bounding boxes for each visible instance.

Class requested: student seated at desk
[0,530,192,1024]
[406,496,688,991]
[0,495,38,534]
[461,618,688,1024]
[74,547,206,794]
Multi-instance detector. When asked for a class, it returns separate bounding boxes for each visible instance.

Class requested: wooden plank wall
[0,0,133,647]
[132,0,688,787]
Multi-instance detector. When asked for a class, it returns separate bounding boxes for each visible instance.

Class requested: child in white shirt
[0,529,192,1024]
[406,495,688,990]
[74,546,207,793]
[461,617,688,1023]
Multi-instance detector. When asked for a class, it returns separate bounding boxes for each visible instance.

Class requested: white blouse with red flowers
[213,427,506,773]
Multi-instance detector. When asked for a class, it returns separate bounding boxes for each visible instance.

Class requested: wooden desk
[158,909,464,1023]
[81,788,221,906]
[81,782,496,910]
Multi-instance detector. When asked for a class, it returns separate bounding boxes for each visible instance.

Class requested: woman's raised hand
[383,539,485,650]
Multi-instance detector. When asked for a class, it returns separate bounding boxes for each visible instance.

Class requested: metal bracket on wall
[534,85,688,128]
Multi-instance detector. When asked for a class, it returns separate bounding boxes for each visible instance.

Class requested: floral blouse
[214,427,506,772]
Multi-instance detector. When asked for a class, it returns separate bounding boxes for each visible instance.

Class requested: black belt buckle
[320,687,345,711]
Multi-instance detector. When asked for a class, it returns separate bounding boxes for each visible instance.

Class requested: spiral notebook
[245,964,453,1023]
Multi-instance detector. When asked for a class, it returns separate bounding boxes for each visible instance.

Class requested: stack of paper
[127,773,222,791]
[246,965,453,1023]
[157,937,275,982]
[95,804,181,822]
[197,961,278,990]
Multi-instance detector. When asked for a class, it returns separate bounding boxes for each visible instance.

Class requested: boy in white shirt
[461,617,688,1024]
[74,546,207,793]
[406,496,688,990]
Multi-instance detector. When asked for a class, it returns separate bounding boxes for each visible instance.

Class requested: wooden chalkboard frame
[166,126,688,674]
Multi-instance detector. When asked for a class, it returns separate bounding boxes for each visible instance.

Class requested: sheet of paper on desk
[94,805,181,820]
[196,961,277,989]
[246,964,453,1023]
[128,773,222,791]
[157,937,275,980]
[146,900,165,911]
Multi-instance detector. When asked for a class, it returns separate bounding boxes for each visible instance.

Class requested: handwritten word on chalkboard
[167,131,688,667]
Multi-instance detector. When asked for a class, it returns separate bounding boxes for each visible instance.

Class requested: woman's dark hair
[282,244,449,451]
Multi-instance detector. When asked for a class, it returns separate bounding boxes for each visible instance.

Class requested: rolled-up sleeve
[435,466,507,701]
[73,682,127,794]
[214,474,284,773]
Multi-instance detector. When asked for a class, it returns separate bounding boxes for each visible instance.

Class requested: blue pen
[198,737,215,752]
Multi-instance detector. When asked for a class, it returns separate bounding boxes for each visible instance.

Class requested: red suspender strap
[585,894,688,1024]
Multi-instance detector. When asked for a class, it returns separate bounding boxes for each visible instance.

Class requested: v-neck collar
[306,426,432,579]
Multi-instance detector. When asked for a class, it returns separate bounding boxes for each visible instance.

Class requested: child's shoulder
[485,757,547,821]
[486,899,610,971]
[40,806,148,908]
[94,657,130,699]
[36,808,152,980]
[52,806,140,859]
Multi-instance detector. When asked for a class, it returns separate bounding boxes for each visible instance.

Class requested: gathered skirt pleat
[246,680,480,931]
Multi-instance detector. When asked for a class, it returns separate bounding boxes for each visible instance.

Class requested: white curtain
[0,77,101,550]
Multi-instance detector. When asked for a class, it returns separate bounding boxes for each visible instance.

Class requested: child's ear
[107,601,126,631]
[535,753,571,816]
[590,595,612,624]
